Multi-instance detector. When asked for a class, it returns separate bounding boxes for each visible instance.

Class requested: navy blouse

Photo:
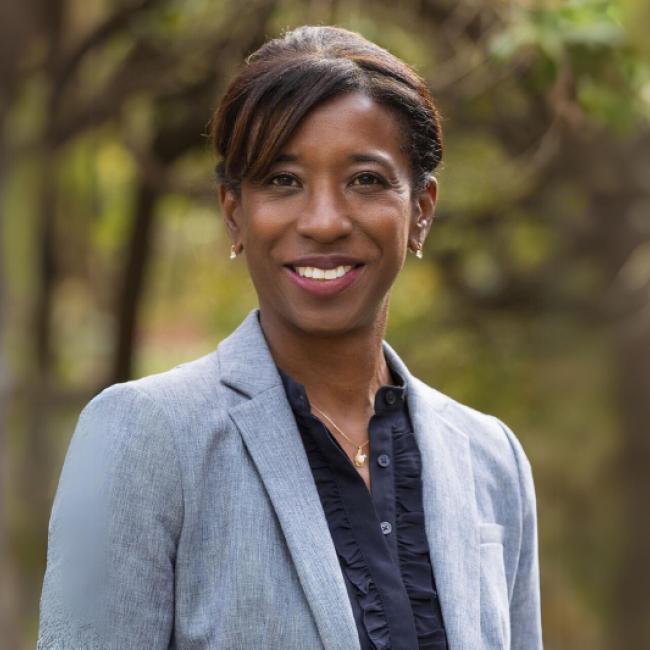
[278,364,448,650]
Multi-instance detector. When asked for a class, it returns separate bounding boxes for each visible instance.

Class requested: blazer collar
[217,309,281,397]
[217,308,480,650]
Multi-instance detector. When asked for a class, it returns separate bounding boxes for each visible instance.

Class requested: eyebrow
[271,152,397,170]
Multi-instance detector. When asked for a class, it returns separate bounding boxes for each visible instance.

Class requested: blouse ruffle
[299,431,392,649]
[393,427,448,649]
[301,415,445,649]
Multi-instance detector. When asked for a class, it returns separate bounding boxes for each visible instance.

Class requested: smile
[284,264,365,297]
[294,265,353,280]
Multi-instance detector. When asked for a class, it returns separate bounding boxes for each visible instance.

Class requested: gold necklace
[310,402,370,467]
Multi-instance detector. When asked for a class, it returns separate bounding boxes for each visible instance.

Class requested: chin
[257,287,391,339]
[286,301,386,338]
[288,310,355,337]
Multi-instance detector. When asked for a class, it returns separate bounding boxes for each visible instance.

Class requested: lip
[283,264,365,297]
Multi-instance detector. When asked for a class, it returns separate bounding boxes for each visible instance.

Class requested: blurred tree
[416,3,650,644]
[1,0,281,641]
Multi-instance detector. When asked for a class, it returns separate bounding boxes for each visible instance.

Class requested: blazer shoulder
[65,351,227,513]
[125,349,221,402]
[92,349,231,421]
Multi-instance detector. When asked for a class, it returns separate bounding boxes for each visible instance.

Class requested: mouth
[283,262,365,296]
[289,263,361,281]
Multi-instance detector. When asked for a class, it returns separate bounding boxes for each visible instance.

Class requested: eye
[268,173,299,187]
[351,172,386,187]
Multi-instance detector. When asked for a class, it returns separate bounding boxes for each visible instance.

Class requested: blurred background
[1,0,649,648]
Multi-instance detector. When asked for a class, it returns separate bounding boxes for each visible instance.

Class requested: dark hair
[210,25,443,195]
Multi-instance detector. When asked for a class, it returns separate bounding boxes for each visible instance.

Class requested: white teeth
[294,265,353,280]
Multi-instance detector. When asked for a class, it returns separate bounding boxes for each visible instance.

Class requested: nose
[295,180,353,243]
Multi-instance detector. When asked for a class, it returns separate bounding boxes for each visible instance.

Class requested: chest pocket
[479,523,511,650]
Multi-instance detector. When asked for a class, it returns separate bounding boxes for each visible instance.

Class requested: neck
[259,306,392,418]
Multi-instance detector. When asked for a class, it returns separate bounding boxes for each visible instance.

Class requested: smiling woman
[38,26,543,650]
[218,92,432,338]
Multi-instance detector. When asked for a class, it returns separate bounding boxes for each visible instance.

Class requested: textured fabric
[38,308,543,650]
[278,365,448,650]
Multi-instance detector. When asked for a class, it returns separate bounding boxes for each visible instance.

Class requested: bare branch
[52,0,165,106]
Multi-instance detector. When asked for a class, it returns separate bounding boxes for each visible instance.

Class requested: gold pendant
[354,448,367,467]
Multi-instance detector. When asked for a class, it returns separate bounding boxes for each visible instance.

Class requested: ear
[218,183,243,250]
[408,175,438,253]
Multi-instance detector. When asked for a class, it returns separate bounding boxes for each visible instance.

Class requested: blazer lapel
[383,344,480,650]
[219,311,360,650]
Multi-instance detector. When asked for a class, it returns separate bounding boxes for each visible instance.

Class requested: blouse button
[384,390,397,405]
[380,521,392,535]
[377,454,391,468]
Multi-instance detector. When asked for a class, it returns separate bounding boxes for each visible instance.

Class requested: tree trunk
[0,116,22,650]
[111,182,157,384]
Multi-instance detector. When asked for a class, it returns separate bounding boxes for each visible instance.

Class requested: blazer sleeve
[496,417,543,650]
[37,383,184,650]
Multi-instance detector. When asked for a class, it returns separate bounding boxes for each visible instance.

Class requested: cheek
[239,205,287,251]
[367,208,412,254]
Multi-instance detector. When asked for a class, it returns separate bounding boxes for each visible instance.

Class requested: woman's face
[219,92,437,337]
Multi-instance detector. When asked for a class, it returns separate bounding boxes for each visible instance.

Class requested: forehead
[277,92,408,164]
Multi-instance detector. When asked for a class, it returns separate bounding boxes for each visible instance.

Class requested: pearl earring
[229,244,238,260]
[410,242,424,259]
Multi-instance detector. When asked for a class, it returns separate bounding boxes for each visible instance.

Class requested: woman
[38,26,542,650]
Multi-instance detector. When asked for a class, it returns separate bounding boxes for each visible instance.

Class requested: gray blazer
[38,308,542,650]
